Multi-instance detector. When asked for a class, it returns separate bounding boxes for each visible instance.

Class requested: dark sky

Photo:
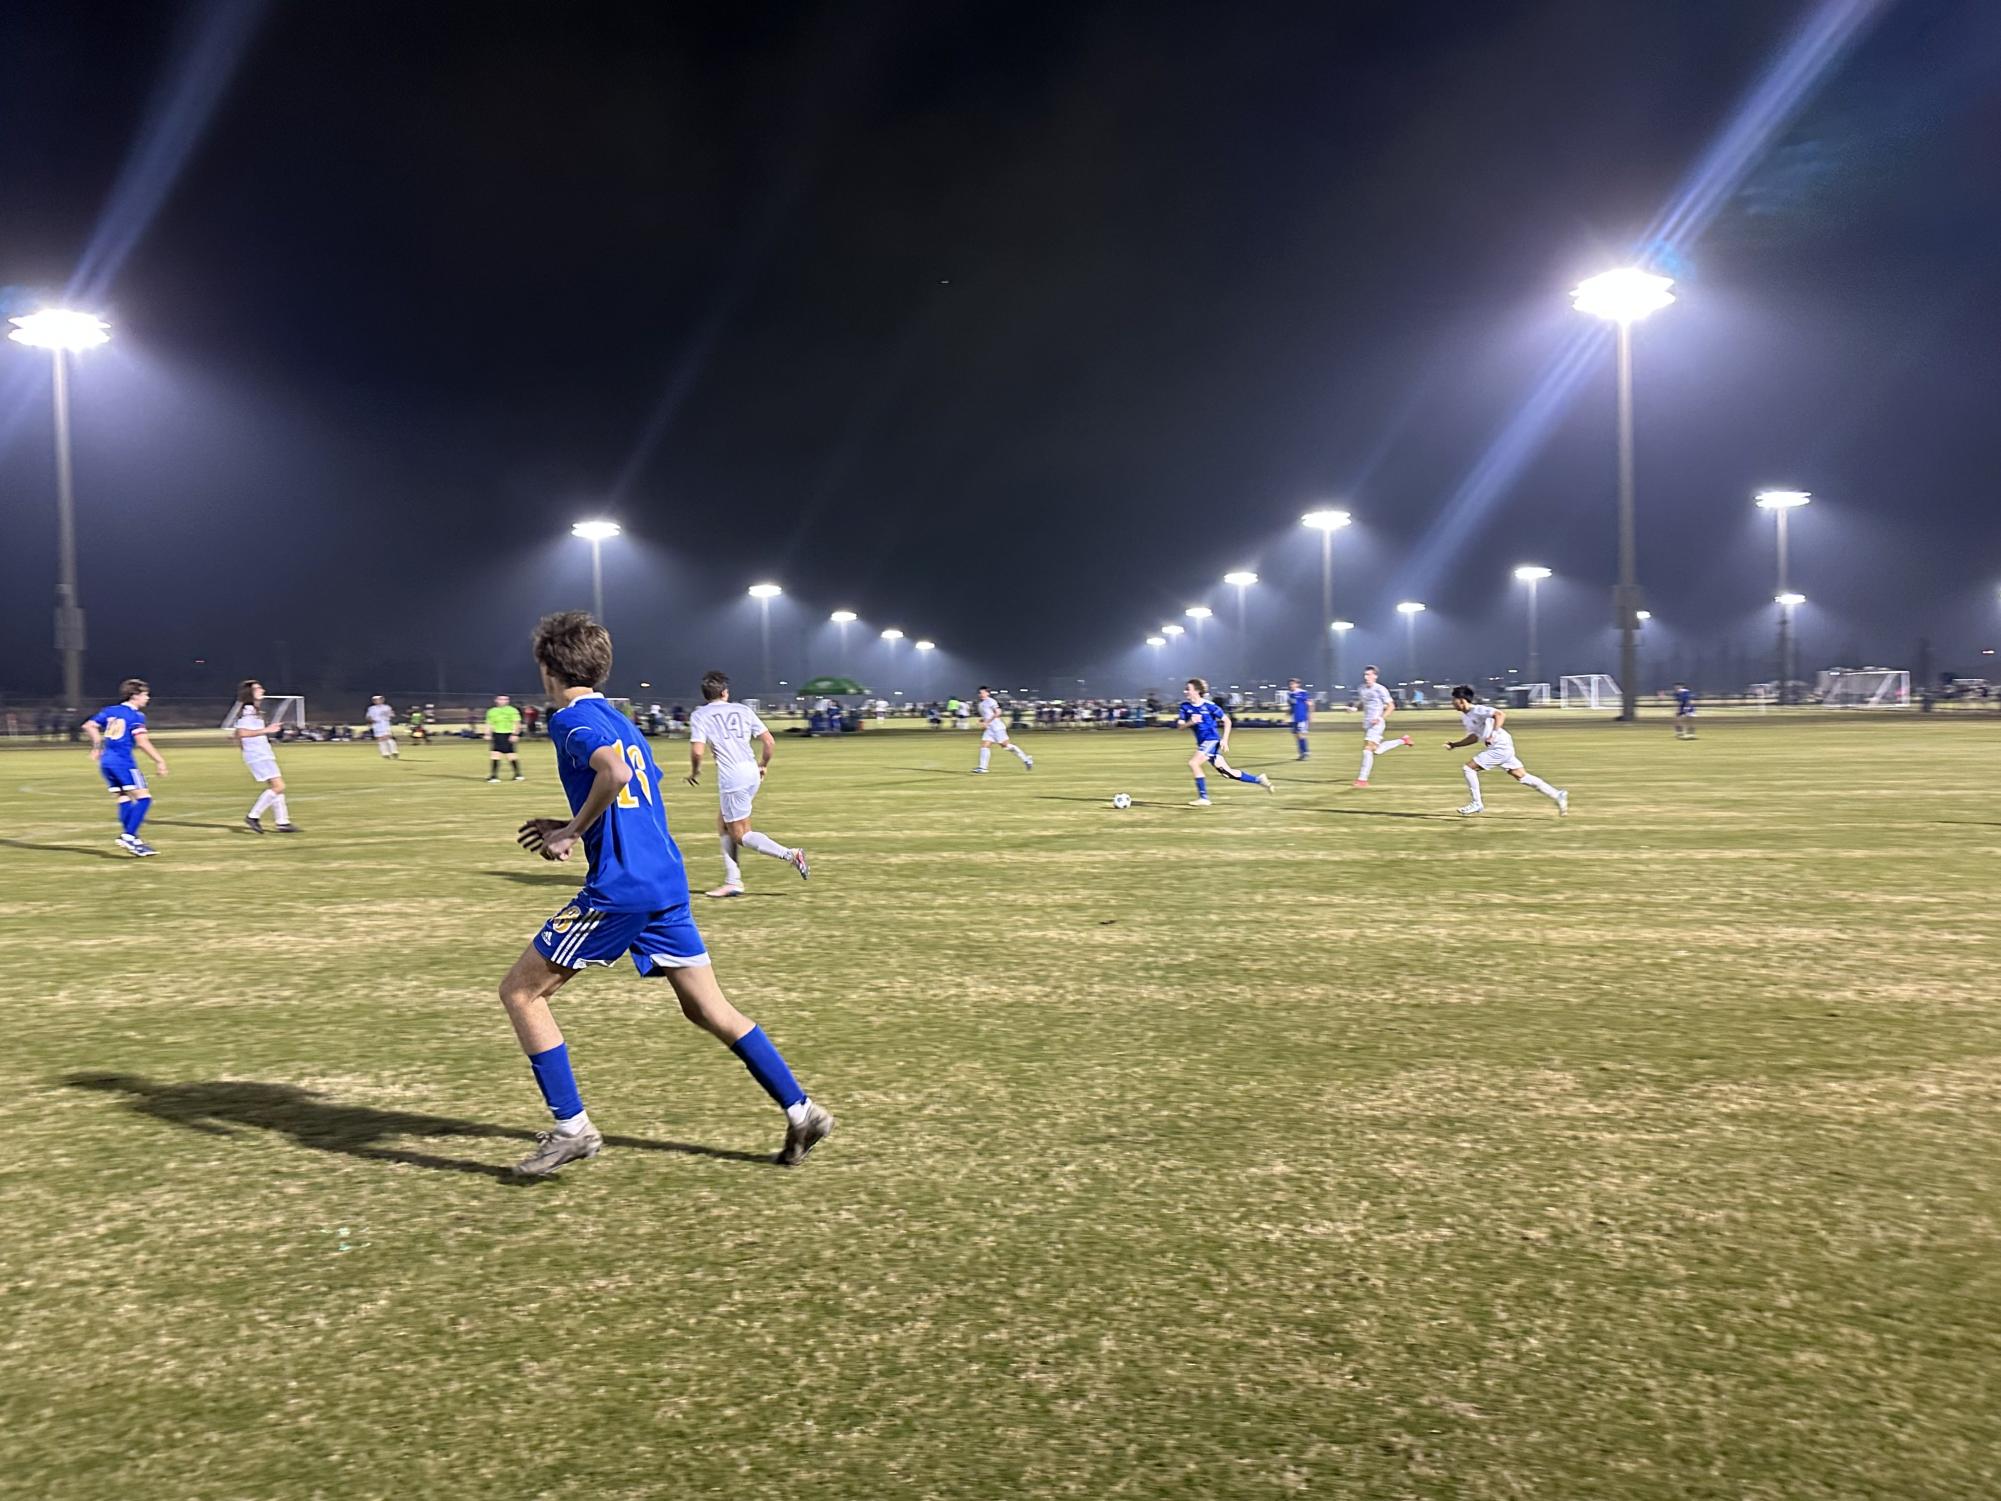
[2,0,1997,705]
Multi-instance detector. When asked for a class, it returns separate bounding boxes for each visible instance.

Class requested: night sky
[2,0,1997,706]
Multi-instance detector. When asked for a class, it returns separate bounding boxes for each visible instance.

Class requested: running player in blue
[499,612,833,1178]
[82,678,170,857]
[1674,681,1697,740]
[1286,677,1312,759]
[1179,677,1275,806]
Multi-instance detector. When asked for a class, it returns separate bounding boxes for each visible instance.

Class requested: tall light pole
[570,519,621,624]
[1222,570,1258,687]
[1161,623,1185,678]
[914,639,935,699]
[1396,601,1426,681]
[830,610,857,677]
[880,628,904,695]
[1513,566,1552,686]
[10,309,110,709]
[1302,509,1351,698]
[748,583,783,700]
[1573,268,1675,721]
[1756,491,1811,705]
[1184,606,1212,661]
[1146,634,1166,691]
[1331,620,1354,693]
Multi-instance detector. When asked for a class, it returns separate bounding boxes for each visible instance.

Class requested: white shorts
[245,752,281,781]
[981,721,1008,744]
[371,725,394,739]
[1364,718,1388,743]
[718,774,759,824]
[1471,741,1523,772]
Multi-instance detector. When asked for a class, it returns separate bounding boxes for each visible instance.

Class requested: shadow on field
[63,1074,772,1182]
[483,868,578,886]
[1305,807,1467,821]
[149,818,253,832]
[1032,795,1206,811]
[0,838,127,860]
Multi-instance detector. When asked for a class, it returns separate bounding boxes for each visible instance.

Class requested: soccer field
[3,715,1996,1500]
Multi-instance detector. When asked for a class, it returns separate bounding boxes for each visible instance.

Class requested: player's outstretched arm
[1443,733,1479,750]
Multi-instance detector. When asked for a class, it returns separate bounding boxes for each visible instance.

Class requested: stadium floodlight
[828,609,859,674]
[1757,492,1812,704]
[1222,572,1257,678]
[1223,570,1258,587]
[10,309,112,710]
[1331,620,1354,631]
[1329,619,1355,685]
[1573,269,1674,721]
[1395,601,1425,677]
[1300,510,1352,691]
[914,639,935,651]
[829,609,857,623]
[1395,600,1426,614]
[1635,609,1652,621]
[1146,635,1166,648]
[1776,592,1807,606]
[747,582,783,600]
[880,628,904,641]
[568,519,623,627]
[1161,623,1185,638]
[1513,567,1552,684]
[1184,605,1212,618]
[1300,508,1350,532]
[570,519,621,542]
[747,584,784,696]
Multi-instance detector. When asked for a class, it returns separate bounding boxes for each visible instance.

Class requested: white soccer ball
[1111,793,1132,810]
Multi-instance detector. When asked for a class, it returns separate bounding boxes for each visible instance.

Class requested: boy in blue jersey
[1178,677,1275,806]
[1674,682,1697,740]
[82,678,170,857]
[1285,677,1312,759]
[499,612,833,1178]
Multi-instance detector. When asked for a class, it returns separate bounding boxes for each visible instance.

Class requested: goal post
[220,695,307,730]
[1819,670,1910,709]
[1558,674,1621,710]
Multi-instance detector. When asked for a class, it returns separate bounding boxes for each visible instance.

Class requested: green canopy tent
[797,676,869,700]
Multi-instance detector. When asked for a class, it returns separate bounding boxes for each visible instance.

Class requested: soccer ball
[1111,793,1132,810]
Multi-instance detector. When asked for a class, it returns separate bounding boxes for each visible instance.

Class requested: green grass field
[3,714,1997,1500]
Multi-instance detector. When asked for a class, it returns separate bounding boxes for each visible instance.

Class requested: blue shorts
[1291,718,1310,731]
[100,762,147,794]
[1194,738,1221,762]
[532,895,710,974]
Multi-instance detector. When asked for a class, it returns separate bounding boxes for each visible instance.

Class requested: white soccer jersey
[978,698,1001,727]
[365,703,394,737]
[1461,703,1513,750]
[235,706,273,760]
[689,701,768,781]
[1356,683,1394,723]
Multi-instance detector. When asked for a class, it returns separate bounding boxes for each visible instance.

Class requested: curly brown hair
[532,612,613,689]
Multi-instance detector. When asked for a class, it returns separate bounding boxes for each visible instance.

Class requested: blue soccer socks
[730,1024,806,1110]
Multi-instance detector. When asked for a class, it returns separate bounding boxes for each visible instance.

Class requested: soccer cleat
[512,1123,604,1177]
[1188,797,1211,807]
[790,848,811,881]
[970,767,988,775]
[1022,757,1034,771]
[1260,775,1276,794]
[243,814,264,834]
[1555,789,1569,817]
[513,775,524,782]
[1353,778,1369,788]
[777,1099,835,1167]
[705,884,745,899]
[275,823,301,833]
[116,833,140,855]
[130,840,159,857]
[1457,803,1484,816]
[486,776,500,784]
[1399,735,1413,747]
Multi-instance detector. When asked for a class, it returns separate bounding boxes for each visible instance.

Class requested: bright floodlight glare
[747,582,783,600]
[1161,624,1185,637]
[1331,620,1355,632]
[1776,592,1806,607]
[1396,600,1426,615]
[571,519,621,541]
[1223,570,1258,587]
[1571,268,1676,323]
[1301,508,1351,531]
[829,609,857,624]
[1146,635,1166,647]
[1635,610,1653,621]
[880,628,904,641]
[914,639,935,651]
[1756,489,1812,509]
[1513,565,1552,581]
[7,309,111,351]
[1184,605,1213,620]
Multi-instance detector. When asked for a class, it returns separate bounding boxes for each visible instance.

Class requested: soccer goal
[1558,674,1621,710]
[1819,669,1910,709]
[220,695,307,730]
[1516,682,1553,706]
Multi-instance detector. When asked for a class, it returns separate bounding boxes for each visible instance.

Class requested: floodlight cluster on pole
[1301,508,1351,696]
[1395,601,1426,679]
[1513,566,1552,686]
[1222,571,1257,682]
[1756,490,1812,704]
[570,519,622,625]
[1573,267,1675,720]
[746,583,783,699]
[10,309,111,710]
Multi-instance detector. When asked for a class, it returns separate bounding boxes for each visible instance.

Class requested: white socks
[250,791,276,818]
[377,737,396,757]
[1375,738,1404,756]
[1520,773,1560,801]
[1359,750,1375,779]
[272,795,289,823]
[1462,766,1482,802]
[1008,743,1030,763]
[784,1098,812,1127]
[554,1110,594,1137]
[978,746,992,770]
[718,834,743,885]
[743,831,790,860]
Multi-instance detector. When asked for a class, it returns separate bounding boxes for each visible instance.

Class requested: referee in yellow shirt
[485,694,524,782]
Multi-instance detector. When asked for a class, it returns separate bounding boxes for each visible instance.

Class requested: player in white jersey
[1444,684,1566,816]
[1352,665,1412,786]
[365,694,399,757]
[686,670,809,898]
[971,686,1033,773]
[229,679,300,833]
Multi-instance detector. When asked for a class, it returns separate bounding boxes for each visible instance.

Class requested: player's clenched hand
[684,773,700,787]
[517,817,575,861]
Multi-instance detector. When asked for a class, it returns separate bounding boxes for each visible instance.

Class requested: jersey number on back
[614,742,654,809]
[105,718,127,741]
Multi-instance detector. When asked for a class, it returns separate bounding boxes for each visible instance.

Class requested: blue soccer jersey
[1179,698,1227,745]
[548,693,688,912]
[1287,687,1310,724]
[87,703,145,768]
[1676,687,1695,715]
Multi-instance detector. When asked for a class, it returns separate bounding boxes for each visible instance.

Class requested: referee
[485,694,524,782]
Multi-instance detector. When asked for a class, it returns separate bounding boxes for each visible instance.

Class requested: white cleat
[1556,789,1569,817]
[513,1123,604,1178]
[1457,803,1484,816]
[777,1099,836,1167]
[1260,775,1277,794]
[970,768,988,775]
[790,848,811,881]
[1022,756,1034,772]
[705,884,745,899]
[1399,735,1413,747]
[1188,797,1212,807]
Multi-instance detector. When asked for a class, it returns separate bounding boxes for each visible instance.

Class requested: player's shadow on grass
[484,868,578,886]
[63,1073,772,1182]
[1031,795,1206,811]
[152,818,253,832]
[0,837,126,860]
[1305,807,1465,821]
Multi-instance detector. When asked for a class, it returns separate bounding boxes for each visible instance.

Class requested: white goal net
[1559,674,1621,710]
[1516,682,1553,705]
[1819,670,1909,709]
[219,695,307,730]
